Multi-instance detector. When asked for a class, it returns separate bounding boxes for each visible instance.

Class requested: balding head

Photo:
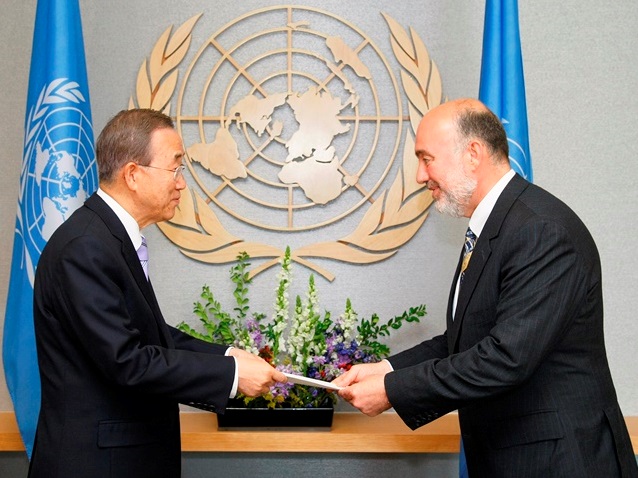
[421,99,509,164]
[414,98,512,218]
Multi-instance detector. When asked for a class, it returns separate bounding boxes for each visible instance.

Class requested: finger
[260,383,272,395]
[338,386,353,401]
[272,370,287,383]
[332,377,346,386]
[332,371,354,386]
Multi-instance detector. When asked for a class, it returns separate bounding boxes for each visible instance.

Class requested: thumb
[272,369,287,383]
[333,369,356,387]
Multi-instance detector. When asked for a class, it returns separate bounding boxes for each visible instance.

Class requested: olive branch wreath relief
[129,12,443,281]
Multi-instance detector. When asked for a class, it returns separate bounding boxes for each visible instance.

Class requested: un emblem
[18,79,98,283]
[130,6,443,280]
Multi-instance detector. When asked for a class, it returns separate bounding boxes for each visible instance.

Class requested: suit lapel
[85,194,174,348]
[447,175,529,353]
[446,249,463,350]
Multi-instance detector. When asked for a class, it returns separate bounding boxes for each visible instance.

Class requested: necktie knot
[137,236,149,280]
[460,228,477,283]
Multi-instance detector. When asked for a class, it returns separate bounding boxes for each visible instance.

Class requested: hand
[332,361,392,387]
[227,347,262,361]
[234,354,287,397]
[338,373,392,417]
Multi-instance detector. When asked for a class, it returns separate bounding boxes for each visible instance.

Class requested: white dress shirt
[452,169,516,317]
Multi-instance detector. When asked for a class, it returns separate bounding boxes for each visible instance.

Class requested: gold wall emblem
[129,6,443,280]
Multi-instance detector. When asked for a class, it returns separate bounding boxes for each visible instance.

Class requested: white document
[283,372,343,391]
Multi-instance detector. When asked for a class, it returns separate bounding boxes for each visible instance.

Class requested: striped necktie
[137,236,149,280]
[460,228,476,284]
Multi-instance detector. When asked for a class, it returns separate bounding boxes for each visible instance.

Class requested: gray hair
[455,104,509,163]
[96,108,175,183]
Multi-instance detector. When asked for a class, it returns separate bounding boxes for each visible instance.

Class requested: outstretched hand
[332,361,392,387]
[333,361,393,417]
[338,373,392,417]
[230,349,287,397]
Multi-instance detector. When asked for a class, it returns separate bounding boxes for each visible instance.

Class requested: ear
[122,162,140,191]
[466,139,484,169]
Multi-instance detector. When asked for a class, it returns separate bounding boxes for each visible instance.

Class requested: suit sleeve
[387,331,449,369]
[49,234,235,410]
[169,325,230,355]
[385,217,590,429]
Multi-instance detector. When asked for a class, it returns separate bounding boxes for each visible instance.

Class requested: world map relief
[186,34,370,205]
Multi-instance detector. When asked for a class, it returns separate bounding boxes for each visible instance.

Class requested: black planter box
[217,400,334,430]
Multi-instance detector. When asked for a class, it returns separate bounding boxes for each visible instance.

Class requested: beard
[431,167,476,218]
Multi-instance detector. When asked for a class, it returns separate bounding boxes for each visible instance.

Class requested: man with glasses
[29,108,285,478]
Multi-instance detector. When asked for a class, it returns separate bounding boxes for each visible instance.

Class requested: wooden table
[1,411,636,454]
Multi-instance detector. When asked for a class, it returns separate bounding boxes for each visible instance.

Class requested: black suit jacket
[29,193,235,478]
[385,175,637,477]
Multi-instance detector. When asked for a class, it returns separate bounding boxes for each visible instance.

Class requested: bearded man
[334,98,638,478]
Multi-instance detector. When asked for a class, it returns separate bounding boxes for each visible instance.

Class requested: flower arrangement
[178,247,426,409]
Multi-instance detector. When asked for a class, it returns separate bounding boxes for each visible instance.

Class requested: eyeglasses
[138,164,186,181]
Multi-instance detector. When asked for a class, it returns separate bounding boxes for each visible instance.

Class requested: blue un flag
[3,0,98,458]
[479,0,533,181]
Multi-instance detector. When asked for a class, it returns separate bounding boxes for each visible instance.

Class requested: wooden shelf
[181,412,461,453]
[1,411,637,454]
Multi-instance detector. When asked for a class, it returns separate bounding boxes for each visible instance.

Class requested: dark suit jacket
[29,193,236,478]
[385,175,637,478]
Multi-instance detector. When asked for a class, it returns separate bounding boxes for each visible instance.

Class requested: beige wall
[1,0,637,416]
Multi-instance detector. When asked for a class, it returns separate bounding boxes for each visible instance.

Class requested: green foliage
[357,305,427,358]
[177,248,427,409]
[230,251,251,322]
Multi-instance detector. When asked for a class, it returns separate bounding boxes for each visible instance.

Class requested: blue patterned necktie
[460,227,477,284]
[137,236,149,280]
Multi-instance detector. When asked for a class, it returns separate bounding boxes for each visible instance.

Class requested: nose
[176,173,187,190]
[416,160,429,185]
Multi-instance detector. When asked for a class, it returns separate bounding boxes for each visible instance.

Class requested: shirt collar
[96,188,144,250]
[468,169,516,238]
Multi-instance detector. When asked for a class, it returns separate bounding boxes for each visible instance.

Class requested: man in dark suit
[29,108,286,478]
[334,98,637,477]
